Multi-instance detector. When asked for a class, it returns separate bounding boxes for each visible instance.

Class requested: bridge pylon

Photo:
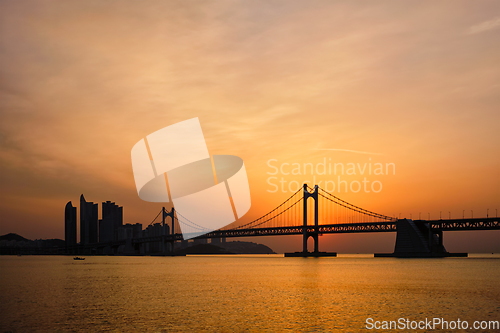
[303,184,319,254]
[162,207,175,254]
[285,184,337,257]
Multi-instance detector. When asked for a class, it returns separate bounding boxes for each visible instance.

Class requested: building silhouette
[64,201,77,247]
[117,223,142,240]
[143,223,167,253]
[80,194,98,245]
[99,201,123,243]
[64,195,180,255]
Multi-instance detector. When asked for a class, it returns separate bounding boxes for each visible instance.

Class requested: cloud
[313,149,384,156]
[467,16,500,34]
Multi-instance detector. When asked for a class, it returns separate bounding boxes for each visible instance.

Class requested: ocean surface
[1,254,499,332]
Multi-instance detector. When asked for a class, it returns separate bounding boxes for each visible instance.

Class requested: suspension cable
[318,192,393,221]
[147,210,163,227]
[242,197,304,229]
[233,188,303,229]
[173,216,210,231]
[174,209,211,230]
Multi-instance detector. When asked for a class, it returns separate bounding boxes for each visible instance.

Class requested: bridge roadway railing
[426,218,500,231]
[130,217,499,243]
[61,218,499,252]
[130,221,398,243]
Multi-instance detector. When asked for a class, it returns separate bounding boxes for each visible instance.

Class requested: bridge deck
[61,218,499,252]
[129,217,499,242]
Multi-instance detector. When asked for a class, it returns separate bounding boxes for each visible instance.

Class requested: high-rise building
[80,194,98,245]
[132,223,142,239]
[116,223,143,241]
[64,201,77,247]
[99,201,123,243]
[144,223,164,253]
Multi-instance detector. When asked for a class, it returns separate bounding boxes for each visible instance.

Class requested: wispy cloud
[313,149,384,156]
[467,16,500,35]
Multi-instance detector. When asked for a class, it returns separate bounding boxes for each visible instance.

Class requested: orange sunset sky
[1,1,499,253]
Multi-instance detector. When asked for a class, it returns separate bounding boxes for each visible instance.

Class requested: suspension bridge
[140,184,499,257]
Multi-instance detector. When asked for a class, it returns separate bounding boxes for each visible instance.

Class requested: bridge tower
[162,207,175,253]
[285,184,337,257]
[303,184,319,253]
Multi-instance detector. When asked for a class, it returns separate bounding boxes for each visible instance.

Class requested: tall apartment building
[80,194,98,245]
[64,201,77,247]
[99,201,123,243]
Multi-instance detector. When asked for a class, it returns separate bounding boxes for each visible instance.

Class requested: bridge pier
[285,184,337,257]
[375,219,467,258]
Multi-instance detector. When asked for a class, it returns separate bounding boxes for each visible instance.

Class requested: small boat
[73,257,85,260]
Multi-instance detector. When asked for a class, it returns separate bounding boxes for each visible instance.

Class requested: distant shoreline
[0,233,276,255]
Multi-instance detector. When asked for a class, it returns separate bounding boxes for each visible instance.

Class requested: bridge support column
[162,207,176,254]
[375,219,467,258]
[302,184,319,253]
[285,184,336,257]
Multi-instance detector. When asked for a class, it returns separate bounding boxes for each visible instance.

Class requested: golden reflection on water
[1,255,499,331]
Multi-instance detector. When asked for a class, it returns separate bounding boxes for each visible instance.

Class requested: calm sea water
[1,255,499,332]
